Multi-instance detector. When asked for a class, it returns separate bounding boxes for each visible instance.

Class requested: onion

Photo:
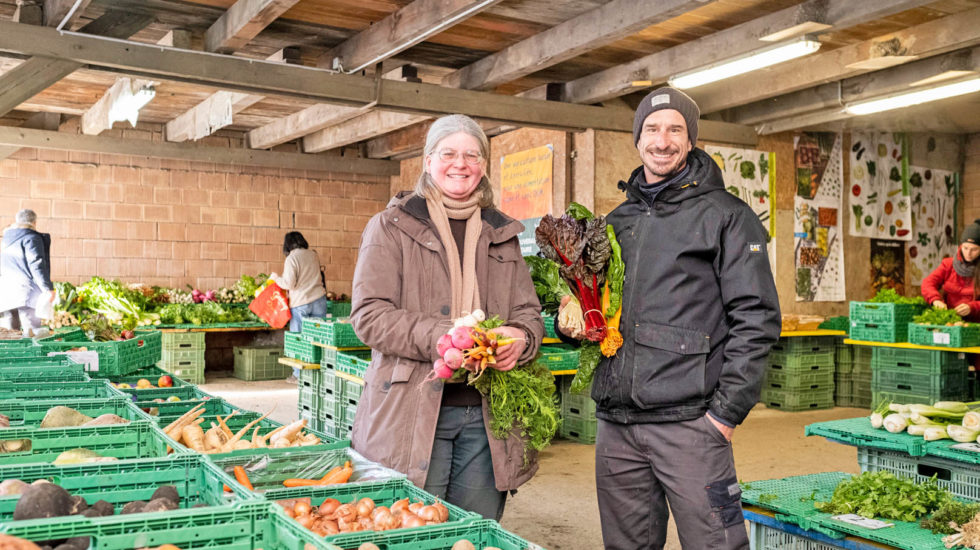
[293,501,311,517]
[295,514,315,529]
[323,519,339,535]
[282,507,296,518]
[432,500,449,523]
[355,497,375,518]
[408,501,423,514]
[318,498,340,516]
[371,509,394,530]
[390,497,410,515]
[332,503,357,522]
[451,541,476,550]
[416,505,440,522]
[401,513,425,528]
[370,505,391,521]
[357,517,374,530]
[358,544,381,550]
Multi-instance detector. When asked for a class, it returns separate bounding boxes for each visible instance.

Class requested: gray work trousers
[595,416,749,550]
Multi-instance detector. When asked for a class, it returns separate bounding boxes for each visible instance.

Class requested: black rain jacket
[592,148,781,426]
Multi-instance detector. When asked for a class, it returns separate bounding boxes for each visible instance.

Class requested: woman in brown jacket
[349,114,544,520]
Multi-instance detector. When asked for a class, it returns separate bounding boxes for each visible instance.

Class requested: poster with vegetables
[909,166,959,285]
[794,132,845,302]
[870,239,905,296]
[848,132,910,240]
[704,145,776,272]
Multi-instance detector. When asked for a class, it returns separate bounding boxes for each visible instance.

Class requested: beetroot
[443,347,464,370]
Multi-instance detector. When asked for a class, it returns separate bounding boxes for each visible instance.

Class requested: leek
[884,414,909,434]
[946,424,980,443]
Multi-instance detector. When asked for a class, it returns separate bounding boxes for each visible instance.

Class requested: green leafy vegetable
[914,308,966,326]
[524,256,572,315]
[604,225,624,318]
[565,202,595,221]
[815,471,952,523]
[570,343,603,394]
[739,161,755,179]
[157,303,258,325]
[921,501,980,534]
[759,154,768,179]
[869,288,926,305]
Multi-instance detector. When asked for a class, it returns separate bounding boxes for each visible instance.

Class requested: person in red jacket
[921,219,980,322]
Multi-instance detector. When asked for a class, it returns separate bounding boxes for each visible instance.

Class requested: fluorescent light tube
[668,37,822,89]
[845,77,980,115]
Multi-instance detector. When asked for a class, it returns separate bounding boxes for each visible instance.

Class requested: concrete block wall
[0,123,389,294]
[963,133,980,224]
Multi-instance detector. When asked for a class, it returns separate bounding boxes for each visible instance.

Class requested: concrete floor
[202,375,865,550]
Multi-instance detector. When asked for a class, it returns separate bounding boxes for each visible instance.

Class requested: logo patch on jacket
[749,243,763,253]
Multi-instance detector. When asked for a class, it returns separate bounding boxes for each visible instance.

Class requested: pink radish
[437,334,454,356]
[432,359,454,379]
[443,347,464,369]
[450,326,475,350]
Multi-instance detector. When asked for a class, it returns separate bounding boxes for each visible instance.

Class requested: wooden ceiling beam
[443,0,709,91]
[320,0,503,73]
[0,21,638,133]
[0,125,399,176]
[0,111,60,161]
[559,0,936,105]
[303,111,428,153]
[0,12,153,118]
[735,47,980,134]
[694,6,980,114]
[43,0,93,28]
[204,0,302,54]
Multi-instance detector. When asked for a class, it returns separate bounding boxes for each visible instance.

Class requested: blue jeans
[423,405,506,520]
[289,296,328,376]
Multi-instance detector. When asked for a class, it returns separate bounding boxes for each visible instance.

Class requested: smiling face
[636,109,693,184]
[425,131,486,201]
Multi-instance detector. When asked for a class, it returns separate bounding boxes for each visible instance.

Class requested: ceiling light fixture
[668,36,822,90]
[844,76,980,115]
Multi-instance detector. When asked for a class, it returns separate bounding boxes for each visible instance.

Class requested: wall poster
[499,145,554,255]
[794,132,845,302]
[848,132,911,240]
[870,239,905,297]
[909,166,959,285]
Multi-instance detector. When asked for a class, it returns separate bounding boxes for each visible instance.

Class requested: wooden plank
[0,11,153,117]
[321,0,503,73]
[248,103,365,149]
[0,126,400,176]
[166,90,263,142]
[443,0,708,91]
[0,111,59,160]
[695,6,980,114]
[158,29,194,49]
[43,0,93,28]
[205,0,302,54]
[81,77,156,135]
[560,0,936,105]
[0,21,640,133]
[304,111,428,153]
[365,119,433,159]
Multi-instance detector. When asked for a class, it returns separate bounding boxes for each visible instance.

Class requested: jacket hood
[619,148,725,205]
[2,227,36,247]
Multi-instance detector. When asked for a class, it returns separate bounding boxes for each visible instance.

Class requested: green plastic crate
[107,367,193,393]
[142,398,243,425]
[834,372,871,409]
[760,388,834,412]
[834,343,873,373]
[342,377,364,403]
[0,454,253,521]
[189,415,343,458]
[872,347,967,374]
[849,301,925,325]
[805,417,927,456]
[770,336,837,354]
[269,479,479,544]
[300,316,332,344]
[0,379,121,401]
[0,422,181,465]
[320,367,336,398]
[38,330,162,376]
[765,368,834,390]
[118,384,211,402]
[333,519,543,550]
[160,331,205,351]
[0,338,44,358]
[284,331,322,363]
[818,316,850,333]
[538,344,579,371]
[909,322,980,348]
[748,520,844,550]
[322,319,364,348]
[337,349,371,378]
[0,500,338,550]
[0,397,152,428]
[0,355,88,382]
[872,367,969,397]
[850,321,910,343]
[857,446,980,502]
[560,414,596,444]
[327,301,352,318]
[559,375,595,420]
[542,313,558,339]
[298,386,315,412]
[233,345,288,381]
[211,446,403,496]
[767,350,834,372]
[157,355,206,385]
[872,388,970,410]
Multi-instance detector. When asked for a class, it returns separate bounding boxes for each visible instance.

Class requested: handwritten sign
[500,145,553,221]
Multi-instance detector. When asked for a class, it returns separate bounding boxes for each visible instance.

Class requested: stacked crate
[558,375,596,444]
[834,342,873,408]
[157,332,205,384]
[849,301,925,343]
[870,347,969,408]
[760,336,835,411]
[233,345,287,381]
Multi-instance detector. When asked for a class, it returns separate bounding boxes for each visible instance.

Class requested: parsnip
[269,418,307,447]
[181,424,206,452]
[218,411,273,453]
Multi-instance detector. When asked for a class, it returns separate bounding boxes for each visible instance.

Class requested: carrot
[233,466,254,491]
[319,465,343,482]
[320,461,353,485]
[223,484,231,493]
[282,478,332,487]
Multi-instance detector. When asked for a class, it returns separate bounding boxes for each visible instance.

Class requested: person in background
[349,114,544,521]
[921,219,980,321]
[558,88,781,549]
[0,209,55,337]
[271,231,327,383]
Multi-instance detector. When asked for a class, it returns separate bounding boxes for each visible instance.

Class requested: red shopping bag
[249,282,292,329]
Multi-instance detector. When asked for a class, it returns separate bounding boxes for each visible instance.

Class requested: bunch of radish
[433,310,516,382]
[190,289,216,303]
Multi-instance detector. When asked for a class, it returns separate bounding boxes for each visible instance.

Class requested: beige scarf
[425,188,483,318]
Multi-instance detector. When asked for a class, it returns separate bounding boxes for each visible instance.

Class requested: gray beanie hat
[962,219,980,244]
[632,87,700,147]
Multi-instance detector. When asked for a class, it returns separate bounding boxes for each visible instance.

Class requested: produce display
[161,405,321,453]
[870,400,980,442]
[814,471,951,522]
[868,288,926,305]
[278,495,450,535]
[529,202,624,394]
[113,375,174,390]
[914,308,973,327]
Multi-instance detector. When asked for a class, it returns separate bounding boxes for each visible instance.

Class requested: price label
[933,332,951,345]
[832,514,893,530]
[952,442,980,453]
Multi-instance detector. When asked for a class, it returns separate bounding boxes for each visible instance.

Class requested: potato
[451,541,475,550]
[80,414,129,427]
[120,501,147,515]
[142,498,178,514]
[150,486,179,505]
[90,500,114,517]
[13,483,72,520]
[357,544,380,550]
[0,479,28,496]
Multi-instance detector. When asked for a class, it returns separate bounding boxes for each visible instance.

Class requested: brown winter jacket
[349,193,544,492]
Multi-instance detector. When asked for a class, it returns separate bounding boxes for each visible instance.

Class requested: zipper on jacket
[621,206,652,407]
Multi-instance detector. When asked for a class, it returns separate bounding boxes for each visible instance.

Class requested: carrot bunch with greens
[432,311,517,383]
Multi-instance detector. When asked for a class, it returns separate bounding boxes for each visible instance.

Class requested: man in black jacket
[0,209,54,337]
[562,88,781,549]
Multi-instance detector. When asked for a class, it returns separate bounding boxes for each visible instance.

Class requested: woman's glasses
[435,149,483,165]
